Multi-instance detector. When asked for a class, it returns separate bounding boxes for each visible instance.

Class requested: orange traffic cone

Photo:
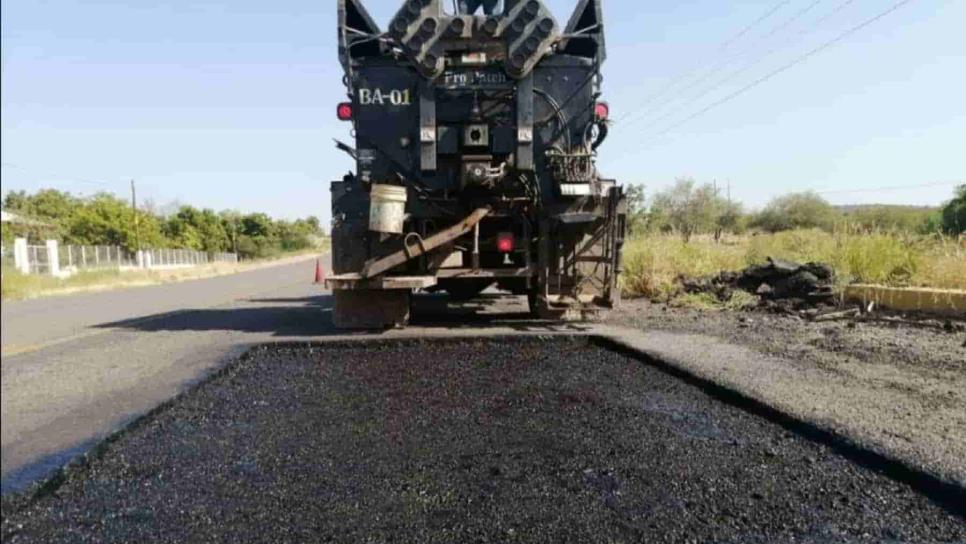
[314,258,324,284]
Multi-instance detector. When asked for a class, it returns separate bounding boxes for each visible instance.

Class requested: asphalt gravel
[2,337,963,543]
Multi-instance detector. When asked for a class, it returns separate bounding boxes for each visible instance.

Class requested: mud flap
[333,289,411,329]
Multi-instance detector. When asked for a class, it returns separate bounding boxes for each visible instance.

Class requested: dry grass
[622,230,965,300]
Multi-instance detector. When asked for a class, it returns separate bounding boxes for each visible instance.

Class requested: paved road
[5,253,961,518]
[1,255,549,494]
[1,256,333,492]
[6,339,963,542]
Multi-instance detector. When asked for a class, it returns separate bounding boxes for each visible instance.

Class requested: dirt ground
[609,299,965,376]
[607,299,966,483]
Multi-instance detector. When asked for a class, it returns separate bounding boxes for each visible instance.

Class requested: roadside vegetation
[1,189,326,259]
[621,180,965,302]
[0,246,328,301]
[1,188,330,300]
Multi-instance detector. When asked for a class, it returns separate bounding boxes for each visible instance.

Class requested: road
[5,339,964,542]
[3,252,962,530]
[1,255,335,492]
[1,255,549,494]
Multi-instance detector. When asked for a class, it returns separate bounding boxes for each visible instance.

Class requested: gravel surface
[608,300,966,483]
[609,299,966,376]
[2,338,963,543]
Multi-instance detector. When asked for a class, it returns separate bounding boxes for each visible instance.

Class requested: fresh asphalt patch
[2,337,963,543]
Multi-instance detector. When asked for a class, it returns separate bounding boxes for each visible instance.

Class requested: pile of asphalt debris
[680,258,964,332]
[682,257,836,313]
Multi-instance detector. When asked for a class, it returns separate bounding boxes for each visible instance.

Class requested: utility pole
[727,179,732,204]
[131,179,141,253]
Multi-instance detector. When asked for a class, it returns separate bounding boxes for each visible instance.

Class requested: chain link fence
[1,244,17,269]
[27,245,51,274]
[5,238,237,277]
[58,245,135,270]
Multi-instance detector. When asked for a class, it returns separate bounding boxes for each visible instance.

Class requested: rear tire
[442,279,493,301]
[527,290,566,320]
[332,289,410,329]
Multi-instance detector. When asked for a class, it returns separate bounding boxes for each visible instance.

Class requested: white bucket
[369,184,408,233]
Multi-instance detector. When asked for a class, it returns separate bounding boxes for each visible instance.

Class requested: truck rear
[328,0,625,327]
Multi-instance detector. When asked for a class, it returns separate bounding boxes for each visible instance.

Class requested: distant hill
[835,204,940,213]
[833,204,939,233]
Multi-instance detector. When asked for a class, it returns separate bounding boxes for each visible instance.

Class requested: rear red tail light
[496,232,514,253]
[336,102,353,121]
[594,101,609,120]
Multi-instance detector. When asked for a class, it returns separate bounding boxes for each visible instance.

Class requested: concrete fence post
[46,240,60,276]
[67,245,73,269]
[13,238,30,274]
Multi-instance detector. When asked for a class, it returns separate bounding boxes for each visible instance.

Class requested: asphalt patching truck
[327,0,625,327]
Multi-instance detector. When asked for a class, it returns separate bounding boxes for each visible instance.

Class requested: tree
[195,209,230,252]
[23,189,80,222]
[2,187,325,257]
[751,191,840,233]
[163,206,229,252]
[938,184,966,235]
[713,199,744,242]
[3,190,31,212]
[624,184,647,235]
[220,210,243,254]
[920,211,943,235]
[650,178,719,242]
[240,213,275,239]
[67,192,164,250]
[164,206,203,250]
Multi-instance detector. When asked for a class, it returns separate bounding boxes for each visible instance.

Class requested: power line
[807,0,859,31]
[1,162,125,189]
[757,0,826,44]
[618,0,839,133]
[815,181,959,195]
[628,0,914,150]
[719,1,793,51]
[613,0,791,124]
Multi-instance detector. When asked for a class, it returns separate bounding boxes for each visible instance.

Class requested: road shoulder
[605,300,966,486]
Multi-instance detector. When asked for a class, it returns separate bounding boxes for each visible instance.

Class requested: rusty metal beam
[434,267,535,278]
[360,207,490,278]
[325,274,437,290]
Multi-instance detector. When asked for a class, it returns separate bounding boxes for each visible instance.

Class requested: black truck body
[328,0,625,327]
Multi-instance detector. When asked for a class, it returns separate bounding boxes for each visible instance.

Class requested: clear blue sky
[2,0,963,221]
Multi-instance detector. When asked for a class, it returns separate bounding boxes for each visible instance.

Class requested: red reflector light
[336,102,353,121]
[594,102,609,120]
[496,232,514,253]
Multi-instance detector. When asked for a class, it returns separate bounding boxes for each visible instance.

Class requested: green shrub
[940,184,966,235]
[750,192,841,233]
